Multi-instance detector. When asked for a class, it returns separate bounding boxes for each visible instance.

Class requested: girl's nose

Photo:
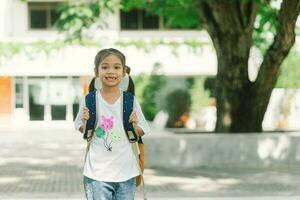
[107,67,115,73]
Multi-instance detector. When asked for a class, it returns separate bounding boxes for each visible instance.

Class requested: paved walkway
[0,123,300,199]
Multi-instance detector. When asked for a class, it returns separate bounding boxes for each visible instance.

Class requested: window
[49,77,68,120]
[28,2,60,30]
[15,78,24,108]
[120,9,160,30]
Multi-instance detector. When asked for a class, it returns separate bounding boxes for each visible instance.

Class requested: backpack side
[122,91,145,187]
[84,91,97,140]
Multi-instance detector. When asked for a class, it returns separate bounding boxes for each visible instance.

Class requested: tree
[57,0,300,132]
[196,1,300,132]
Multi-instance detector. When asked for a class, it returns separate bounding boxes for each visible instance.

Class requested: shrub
[140,75,166,121]
[165,89,191,128]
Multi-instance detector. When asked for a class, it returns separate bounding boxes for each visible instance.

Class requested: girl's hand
[129,111,144,137]
[82,107,90,121]
[129,111,138,124]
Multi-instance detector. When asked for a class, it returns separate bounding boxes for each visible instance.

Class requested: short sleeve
[74,98,85,131]
[133,97,150,135]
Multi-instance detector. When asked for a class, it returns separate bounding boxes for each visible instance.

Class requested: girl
[74,48,150,200]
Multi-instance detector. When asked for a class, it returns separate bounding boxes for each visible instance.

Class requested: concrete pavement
[0,123,300,200]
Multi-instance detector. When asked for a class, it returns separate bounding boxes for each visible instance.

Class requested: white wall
[11,0,28,37]
[144,132,300,168]
[0,0,12,38]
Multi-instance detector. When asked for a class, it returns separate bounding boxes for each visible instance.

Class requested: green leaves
[0,40,98,60]
[140,75,167,121]
[253,1,279,53]
[56,0,117,42]
[121,0,201,29]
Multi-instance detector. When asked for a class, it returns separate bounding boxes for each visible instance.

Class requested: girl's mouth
[105,77,117,81]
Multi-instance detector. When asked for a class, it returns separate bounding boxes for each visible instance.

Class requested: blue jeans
[83,176,136,200]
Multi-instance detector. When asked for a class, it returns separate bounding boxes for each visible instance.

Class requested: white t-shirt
[74,91,150,182]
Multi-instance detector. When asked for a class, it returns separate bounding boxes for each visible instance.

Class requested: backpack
[83,90,145,187]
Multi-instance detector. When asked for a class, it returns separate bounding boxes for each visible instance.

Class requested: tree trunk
[197,1,300,133]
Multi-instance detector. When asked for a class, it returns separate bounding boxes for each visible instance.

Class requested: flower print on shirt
[95,126,106,138]
[95,115,126,150]
[95,115,114,151]
[101,115,114,131]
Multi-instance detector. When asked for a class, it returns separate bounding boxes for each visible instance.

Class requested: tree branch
[198,1,257,37]
[255,0,300,89]
[243,2,258,32]
[197,2,221,39]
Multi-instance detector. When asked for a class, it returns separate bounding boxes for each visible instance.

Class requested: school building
[0,0,218,125]
[1,0,299,131]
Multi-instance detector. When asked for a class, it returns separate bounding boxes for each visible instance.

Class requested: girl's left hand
[129,111,144,137]
[129,111,138,124]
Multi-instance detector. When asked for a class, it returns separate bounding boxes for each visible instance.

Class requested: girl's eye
[115,66,121,69]
[101,66,108,69]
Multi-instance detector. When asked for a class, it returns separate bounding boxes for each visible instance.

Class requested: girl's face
[96,54,125,88]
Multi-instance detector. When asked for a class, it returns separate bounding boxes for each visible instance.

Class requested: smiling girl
[74,48,150,200]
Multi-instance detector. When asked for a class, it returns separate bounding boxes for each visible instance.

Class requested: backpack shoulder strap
[122,91,140,143]
[84,90,97,141]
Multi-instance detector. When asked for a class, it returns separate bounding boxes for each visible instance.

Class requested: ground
[0,123,300,200]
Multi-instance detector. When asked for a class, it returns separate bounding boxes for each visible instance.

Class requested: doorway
[28,78,46,120]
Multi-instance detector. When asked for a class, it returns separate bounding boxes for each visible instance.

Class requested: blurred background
[0,0,299,132]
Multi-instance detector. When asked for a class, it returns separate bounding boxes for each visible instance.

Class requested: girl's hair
[126,66,135,95]
[88,77,96,93]
[94,48,126,74]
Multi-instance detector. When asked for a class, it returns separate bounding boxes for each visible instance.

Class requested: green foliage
[276,50,300,88]
[56,0,201,42]
[203,77,216,98]
[189,77,211,112]
[140,75,167,121]
[0,42,23,59]
[49,0,298,53]
[0,40,98,60]
[132,73,150,102]
[165,89,191,128]
[253,1,279,53]
[56,0,118,42]
[121,0,201,29]
[121,0,146,11]
[0,38,209,60]
[115,39,210,53]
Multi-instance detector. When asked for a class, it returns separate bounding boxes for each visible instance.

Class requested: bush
[165,89,191,128]
[140,75,166,121]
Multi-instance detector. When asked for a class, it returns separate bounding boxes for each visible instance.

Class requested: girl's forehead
[101,54,122,64]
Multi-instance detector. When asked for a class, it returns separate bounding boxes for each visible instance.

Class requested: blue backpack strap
[84,91,97,140]
[123,91,143,144]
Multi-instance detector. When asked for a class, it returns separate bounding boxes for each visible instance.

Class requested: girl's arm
[78,107,90,133]
[74,99,89,133]
[129,97,150,136]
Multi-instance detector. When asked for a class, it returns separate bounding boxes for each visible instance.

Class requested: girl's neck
[100,87,121,104]
[101,86,119,94]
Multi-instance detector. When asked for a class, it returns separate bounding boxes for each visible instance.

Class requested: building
[1,0,299,131]
[0,0,217,126]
